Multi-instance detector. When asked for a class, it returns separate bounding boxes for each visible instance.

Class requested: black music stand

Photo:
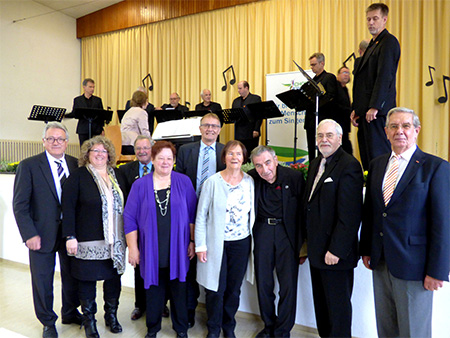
[245,100,283,145]
[216,108,249,128]
[117,109,127,123]
[184,110,211,119]
[28,105,66,123]
[73,108,113,139]
[155,110,185,123]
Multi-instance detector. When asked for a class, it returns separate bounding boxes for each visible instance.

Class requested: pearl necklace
[154,186,170,216]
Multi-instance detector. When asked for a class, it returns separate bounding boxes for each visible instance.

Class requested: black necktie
[143,165,149,176]
[55,160,67,187]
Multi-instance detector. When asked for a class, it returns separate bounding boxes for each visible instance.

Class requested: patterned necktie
[143,165,149,176]
[383,154,400,206]
[309,157,326,201]
[55,160,67,187]
[198,146,211,194]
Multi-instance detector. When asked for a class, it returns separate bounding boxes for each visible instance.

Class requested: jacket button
[382,213,387,217]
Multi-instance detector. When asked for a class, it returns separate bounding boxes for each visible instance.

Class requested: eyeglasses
[44,137,67,144]
[200,124,220,130]
[135,146,151,151]
[90,149,108,154]
[316,133,336,140]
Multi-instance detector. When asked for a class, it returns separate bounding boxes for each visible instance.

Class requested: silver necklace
[154,186,170,216]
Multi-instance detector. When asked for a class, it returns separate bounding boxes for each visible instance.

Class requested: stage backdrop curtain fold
[81,0,450,160]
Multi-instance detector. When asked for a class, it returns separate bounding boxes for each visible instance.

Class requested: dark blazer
[304,70,339,130]
[304,147,364,270]
[175,141,225,191]
[353,29,400,118]
[70,94,104,135]
[125,100,156,134]
[195,101,222,113]
[360,148,450,281]
[248,165,306,255]
[118,160,154,198]
[232,93,262,140]
[13,152,78,253]
[160,103,189,113]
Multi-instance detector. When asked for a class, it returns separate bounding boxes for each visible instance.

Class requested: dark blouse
[156,188,171,268]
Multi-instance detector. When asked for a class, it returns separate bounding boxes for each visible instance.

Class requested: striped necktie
[143,165,149,176]
[198,146,211,194]
[383,154,400,206]
[55,160,67,187]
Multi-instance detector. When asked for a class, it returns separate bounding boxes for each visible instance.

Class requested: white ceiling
[33,0,123,19]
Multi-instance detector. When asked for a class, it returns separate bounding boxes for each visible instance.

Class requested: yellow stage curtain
[81,0,450,160]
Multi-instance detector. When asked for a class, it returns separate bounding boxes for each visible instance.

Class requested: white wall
[0,1,80,142]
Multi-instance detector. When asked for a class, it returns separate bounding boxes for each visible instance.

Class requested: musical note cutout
[425,66,435,86]
[221,65,236,91]
[142,73,154,91]
[343,52,356,67]
[438,75,449,104]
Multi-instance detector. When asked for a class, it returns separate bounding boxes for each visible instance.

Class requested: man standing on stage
[232,80,262,155]
[195,89,222,113]
[351,3,401,169]
[68,78,104,146]
[13,122,81,338]
[248,145,305,338]
[360,107,450,337]
[336,66,353,154]
[176,113,225,328]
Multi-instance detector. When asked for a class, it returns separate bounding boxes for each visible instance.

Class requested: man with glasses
[13,122,81,338]
[118,135,153,321]
[176,113,225,328]
[195,89,222,113]
[336,66,353,154]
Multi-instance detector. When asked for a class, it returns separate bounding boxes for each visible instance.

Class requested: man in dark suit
[13,122,81,338]
[335,66,353,155]
[125,86,156,134]
[360,107,450,337]
[304,53,339,161]
[67,78,105,147]
[118,135,153,321]
[351,3,401,170]
[195,89,222,113]
[248,145,306,338]
[156,92,189,112]
[176,112,225,327]
[304,119,363,337]
[232,81,262,155]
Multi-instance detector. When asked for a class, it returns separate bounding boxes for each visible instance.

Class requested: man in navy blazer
[176,112,225,327]
[304,119,363,337]
[13,122,81,338]
[360,107,450,337]
[351,3,401,170]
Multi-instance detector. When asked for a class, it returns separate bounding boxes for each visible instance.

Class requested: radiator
[0,139,80,162]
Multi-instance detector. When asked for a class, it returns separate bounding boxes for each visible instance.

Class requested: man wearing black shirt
[157,92,189,113]
[248,146,306,338]
[231,81,262,155]
[336,66,353,154]
[68,78,104,146]
[195,89,222,113]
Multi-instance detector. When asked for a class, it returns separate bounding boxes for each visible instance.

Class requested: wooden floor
[0,259,319,338]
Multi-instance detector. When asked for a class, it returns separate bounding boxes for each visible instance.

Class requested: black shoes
[255,328,273,338]
[162,305,170,318]
[188,309,195,328]
[42,325,58,338]
[177,332,188,338]
[131,307,144,320]
[104,298,122,333]
[61,311,83,325]
[145,332,157,338]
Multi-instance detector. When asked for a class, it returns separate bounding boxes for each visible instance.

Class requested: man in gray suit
[13,122,81,338]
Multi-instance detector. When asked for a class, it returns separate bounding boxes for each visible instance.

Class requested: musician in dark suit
[304,53,339,161]
[304,119,363,337]
[248,146,306,338]
[335,66,353,155]
[195,89,222,113]
[156,92,189,113]
[360,107,450,338]
[351,3,401,170]
[118,135,153,321]
[125,87,156,134]
[232,81,262,155]
[67,78,105,146]
[13,122,81,338]
[176,112,225,328]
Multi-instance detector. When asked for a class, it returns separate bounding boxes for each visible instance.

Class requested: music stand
[155,110,185,123]
[117,109,127,123]
[73,108,113,139]
[184,110,210,119]
[245,100,283,145]
[28,105,66,123]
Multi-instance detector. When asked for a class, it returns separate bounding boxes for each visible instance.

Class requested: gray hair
[250,145,277,162]
[359,39,370,52]
[42,121,69,140]
[309,52,325,63]
[82,78,95,86]
[317,119,343,136]
[200,89,210,98]
[134,135,154,147]
[386,107,421,128]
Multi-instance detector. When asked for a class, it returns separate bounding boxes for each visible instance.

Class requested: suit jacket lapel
[192,142,200,176]
[309,148,342,200]
[39,153,59,202]
[306,157,320,199]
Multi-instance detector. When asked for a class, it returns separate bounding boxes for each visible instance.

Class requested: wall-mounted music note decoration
[425,66,435,86]
[343,52,356,67]
[221,65,236,91]
[142,73,154,91]
[438,75,449,104]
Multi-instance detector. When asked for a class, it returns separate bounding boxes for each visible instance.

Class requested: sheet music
[152,116,202,139]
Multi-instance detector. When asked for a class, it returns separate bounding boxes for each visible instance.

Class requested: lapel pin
[416,160,419,163]
[285,185,289,189]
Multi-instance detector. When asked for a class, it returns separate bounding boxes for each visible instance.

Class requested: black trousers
[253,222,299,337]
[310,265,354,338]
[134,264,146,310]
[28,241,79,326]
[205,236,251,336]
[186,256,200,312]
[145,268,188,335]
[238,138,260,160]
[357,114,390,170]
[77,274,121,301]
